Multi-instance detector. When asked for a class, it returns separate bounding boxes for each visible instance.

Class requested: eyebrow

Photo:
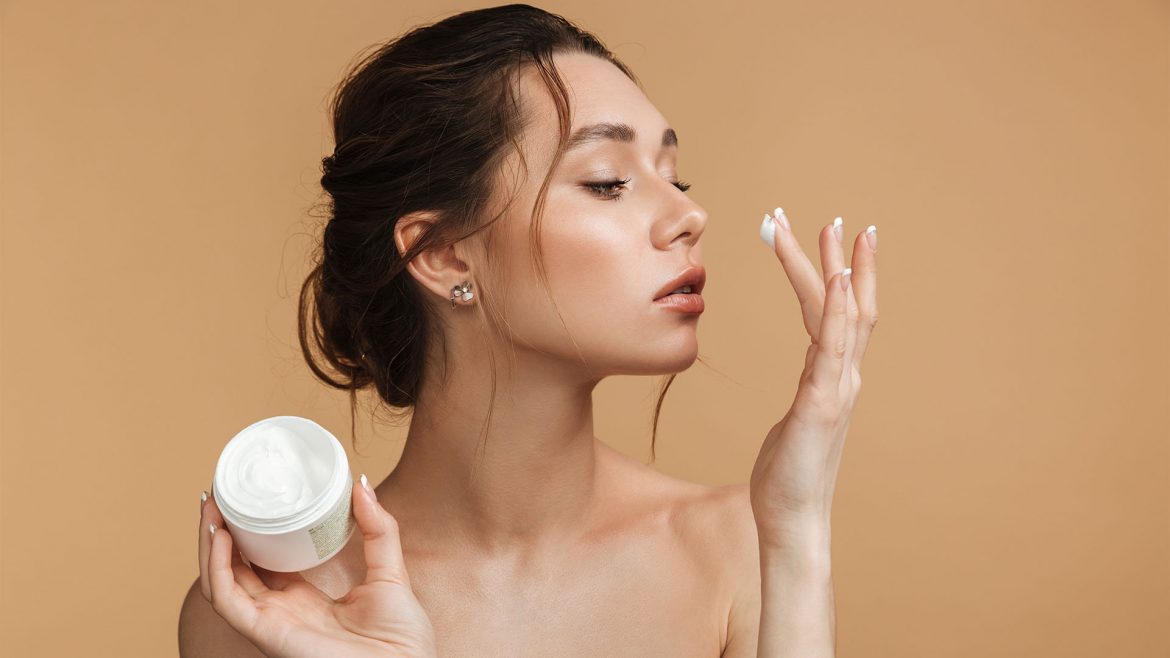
[564,122,678,154]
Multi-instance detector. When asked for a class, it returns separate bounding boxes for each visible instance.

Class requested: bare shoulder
[672,482,761,589]
[178,577,266,658]
[678,480,767,650]
[595,440,761,654]
[678,482,758,550]
[664,482,761,657]
[595,440,759,564]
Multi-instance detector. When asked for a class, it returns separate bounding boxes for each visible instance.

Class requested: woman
[179,4,878,656]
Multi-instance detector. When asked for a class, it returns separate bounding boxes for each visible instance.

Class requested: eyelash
[583,177,692,201]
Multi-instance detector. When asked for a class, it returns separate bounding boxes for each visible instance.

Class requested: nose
[657,190,708,249]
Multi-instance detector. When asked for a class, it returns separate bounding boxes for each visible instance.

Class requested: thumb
[352,473,412,589]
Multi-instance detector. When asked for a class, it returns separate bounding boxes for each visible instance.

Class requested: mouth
[653,265,706,301]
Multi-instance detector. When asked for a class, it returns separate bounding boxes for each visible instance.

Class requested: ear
[393,210,473,306]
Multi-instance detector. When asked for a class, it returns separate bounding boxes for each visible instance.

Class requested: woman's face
[478,51,709,379]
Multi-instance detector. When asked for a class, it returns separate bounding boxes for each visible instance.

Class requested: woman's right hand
[197,476,438,658]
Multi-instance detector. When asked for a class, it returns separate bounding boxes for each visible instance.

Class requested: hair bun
[319,154,339,191]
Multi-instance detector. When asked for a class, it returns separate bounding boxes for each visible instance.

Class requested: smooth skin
[179,51,877,657]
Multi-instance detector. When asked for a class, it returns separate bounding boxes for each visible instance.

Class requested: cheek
[496,192,656,346]
[546,220,638,302]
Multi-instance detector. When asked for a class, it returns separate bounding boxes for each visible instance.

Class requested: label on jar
[308,478,357,559]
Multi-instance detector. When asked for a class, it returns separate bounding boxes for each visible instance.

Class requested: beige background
[2,1,1167,656]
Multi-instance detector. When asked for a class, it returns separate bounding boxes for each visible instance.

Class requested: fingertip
[773,207,790,233]
[352,475,363,503]
[351,479,382,533]
[354,474,377,515]
[826,272,849,311]
[207,524,224,581]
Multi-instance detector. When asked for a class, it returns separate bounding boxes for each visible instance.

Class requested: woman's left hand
[750,209,878,550]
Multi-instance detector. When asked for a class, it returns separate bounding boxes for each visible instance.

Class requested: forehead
[515,51,671,155]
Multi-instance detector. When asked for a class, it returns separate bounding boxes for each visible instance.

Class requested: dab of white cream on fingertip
[759,212,776,249]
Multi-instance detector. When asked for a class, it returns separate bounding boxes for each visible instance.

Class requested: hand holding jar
[197,416,437,658]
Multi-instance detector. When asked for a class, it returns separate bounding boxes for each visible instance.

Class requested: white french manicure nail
[209,522,217,535]
[360,473,376,501]
[759,212,776,249]
[840,267,852,291]
[833,216,843,241]
[772,206,791,231]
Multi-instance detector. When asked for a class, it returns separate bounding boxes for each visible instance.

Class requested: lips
[653,265,706,300]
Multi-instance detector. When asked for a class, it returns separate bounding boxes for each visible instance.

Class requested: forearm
[757,529,836,658]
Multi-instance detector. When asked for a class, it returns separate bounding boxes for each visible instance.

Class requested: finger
[841,265,858,386]
[761,207,826,338]
[199,489,228,601]
[227,534,271,599]
[202,492,272,599]
[819,217,846,288]
[354,474,412,588]
[821,217,861,329]
[207,523,261,633]
[203,488,307,598]
[849,225,879,367]
[198,490,210,600]
[808,270,851,392]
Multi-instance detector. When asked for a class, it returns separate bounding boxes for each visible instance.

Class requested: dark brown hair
[299,3,685,462]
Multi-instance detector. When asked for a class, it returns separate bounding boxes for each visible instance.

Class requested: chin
[611,339,700,376]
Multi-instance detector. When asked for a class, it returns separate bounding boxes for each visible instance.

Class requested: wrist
[759,522,832,575]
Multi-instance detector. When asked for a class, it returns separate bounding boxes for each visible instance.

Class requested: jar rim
[213,416,349,532]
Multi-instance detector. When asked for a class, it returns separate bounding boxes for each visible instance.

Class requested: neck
[382,342,603,554]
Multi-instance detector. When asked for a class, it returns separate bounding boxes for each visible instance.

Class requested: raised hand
[198,476,438,658]
[750,208,878,548]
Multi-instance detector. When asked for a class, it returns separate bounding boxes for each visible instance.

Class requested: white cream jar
[212,415,357,572]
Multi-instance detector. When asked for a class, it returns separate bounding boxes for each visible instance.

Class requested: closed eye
[583,178,692,201]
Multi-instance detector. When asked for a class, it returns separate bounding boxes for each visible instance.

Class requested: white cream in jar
[212,416,357,572]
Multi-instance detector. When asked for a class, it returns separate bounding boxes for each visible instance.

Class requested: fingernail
[200,490,208,513]
[772,206,790,232]
[759,212,776,249]
[840,267,852,291]
[360,473,375,501]
[833,217,843,241]
[865,225,877,251]
[209,522,217,535]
